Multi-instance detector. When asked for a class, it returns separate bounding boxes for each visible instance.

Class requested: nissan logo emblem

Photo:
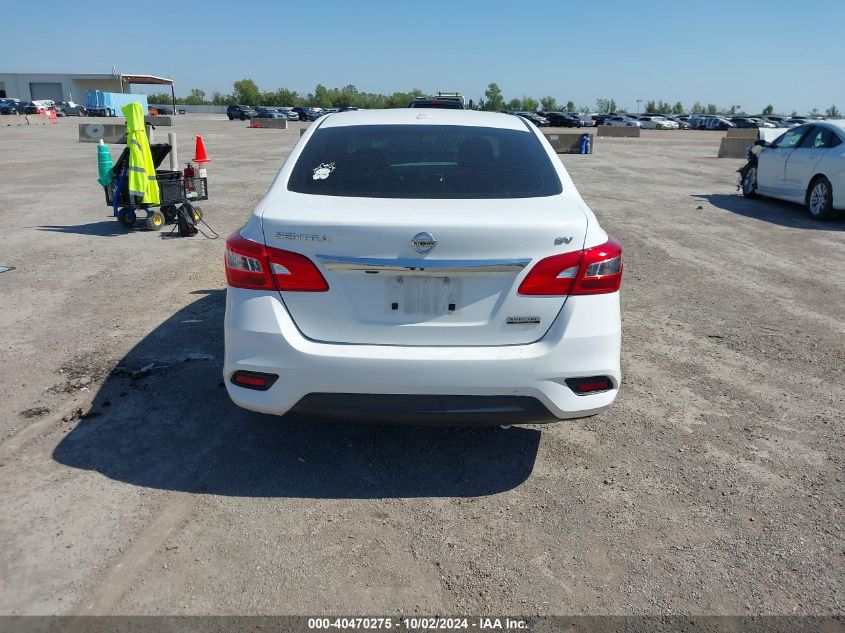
[411,232,437,254]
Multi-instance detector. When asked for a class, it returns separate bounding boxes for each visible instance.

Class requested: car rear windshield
[409,101,463,109]
[287,124,562,199]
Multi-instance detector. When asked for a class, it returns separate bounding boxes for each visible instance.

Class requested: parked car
[750,118,776,129]
[514,112,550,127]
[689,115,713,129]
[705,117,735,131]
[740,121,845,221]
[667,116,690,129]
[227,104,258,120]
[0,98,23,115]
[540,112,582,127]
[156,106,174,115]
[730,117,759,128]
[276,107,300,121]
[22,101,48,115]
[256,107,284,119]
[568,113,594,127]
[54,101,86,116]
[604,116,642,127]
[764,116,787,127]
[292,107,323,121]
[636,116,678,129]
[223,109,623,423]
[593,114,617,126]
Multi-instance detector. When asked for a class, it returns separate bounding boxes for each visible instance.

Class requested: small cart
[104,143,208,231]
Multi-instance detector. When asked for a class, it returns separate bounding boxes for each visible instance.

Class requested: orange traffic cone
[193,135,211,163]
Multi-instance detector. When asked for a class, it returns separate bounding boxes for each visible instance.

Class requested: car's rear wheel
[228,115,234,120]
[807,176,835,221]
[741,165,759,199]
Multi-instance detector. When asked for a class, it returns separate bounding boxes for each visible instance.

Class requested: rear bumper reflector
[565,376,614,395]
[230,370,279,391]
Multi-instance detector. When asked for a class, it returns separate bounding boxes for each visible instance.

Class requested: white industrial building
[0,72,174,103]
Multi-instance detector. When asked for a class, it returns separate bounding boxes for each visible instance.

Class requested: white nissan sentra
[223,109,622,424]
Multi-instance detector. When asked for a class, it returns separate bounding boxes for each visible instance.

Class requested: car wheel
[240,114,246,121]
[741,165,759,199]
[807,176,835,221]
[228,115,234,120]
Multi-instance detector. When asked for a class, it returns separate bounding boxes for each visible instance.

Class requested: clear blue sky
[3,0,843,114]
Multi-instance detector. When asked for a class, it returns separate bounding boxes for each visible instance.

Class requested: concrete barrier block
[718,137,754,159]
[79,123,152,143]
[543,132,592,154]
[249,118,288,129]
[144,115,173,126]
[725,128,758,139]
[596,125,640,137]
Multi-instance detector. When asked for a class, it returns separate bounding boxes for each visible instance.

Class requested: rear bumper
[223,288,621,423]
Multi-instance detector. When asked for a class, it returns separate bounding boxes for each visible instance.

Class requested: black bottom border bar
[0,616,842,633]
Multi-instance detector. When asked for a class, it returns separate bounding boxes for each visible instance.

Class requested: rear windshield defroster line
[287,124,563,199]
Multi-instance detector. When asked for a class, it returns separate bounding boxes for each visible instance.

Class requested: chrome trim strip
[316,255,531,274]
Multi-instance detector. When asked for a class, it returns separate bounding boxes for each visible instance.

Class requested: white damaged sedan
[223,109,623,424]
[742,120,845,220]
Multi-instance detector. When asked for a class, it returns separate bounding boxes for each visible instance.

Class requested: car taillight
[518,238,623,296]
[225,233,328,292]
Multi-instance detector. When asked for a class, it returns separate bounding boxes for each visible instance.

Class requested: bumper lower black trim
[287,393,560,426]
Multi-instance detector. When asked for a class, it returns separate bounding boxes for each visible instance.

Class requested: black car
[156,106,174,115]
[0,98,23,115]
[292,107,323,121]
[540,111,582,128]
[729,117,758,128]
[513,112,550,127]
[227,104,258,120]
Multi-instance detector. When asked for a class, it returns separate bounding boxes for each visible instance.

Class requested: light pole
[636,99,642,113]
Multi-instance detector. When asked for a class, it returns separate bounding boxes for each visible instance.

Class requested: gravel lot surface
[0,115,842,617]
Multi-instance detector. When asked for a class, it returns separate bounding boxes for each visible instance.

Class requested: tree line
[148,79,841,118]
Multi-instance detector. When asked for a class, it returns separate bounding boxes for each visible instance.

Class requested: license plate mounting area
[389,276,457,314]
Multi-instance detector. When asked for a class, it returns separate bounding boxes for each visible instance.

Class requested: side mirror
[754,139,769,148]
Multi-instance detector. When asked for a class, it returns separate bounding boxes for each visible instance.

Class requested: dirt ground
[0,115,842,617]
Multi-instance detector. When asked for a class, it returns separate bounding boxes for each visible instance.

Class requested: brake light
[225,233,328,292]
[518,238,622,296]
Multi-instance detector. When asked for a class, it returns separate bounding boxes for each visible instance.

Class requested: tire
[118,208,136,228]
[807,177,836,221]
[741,165,759,199]
[146,210,165,231]
[228,115,234,120]
[240,114,246,121]
[161,205,178,223]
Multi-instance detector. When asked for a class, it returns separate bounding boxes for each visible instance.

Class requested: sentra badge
[276,232,331,242]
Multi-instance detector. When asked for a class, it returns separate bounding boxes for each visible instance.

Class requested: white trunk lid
[261,193,587,346]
